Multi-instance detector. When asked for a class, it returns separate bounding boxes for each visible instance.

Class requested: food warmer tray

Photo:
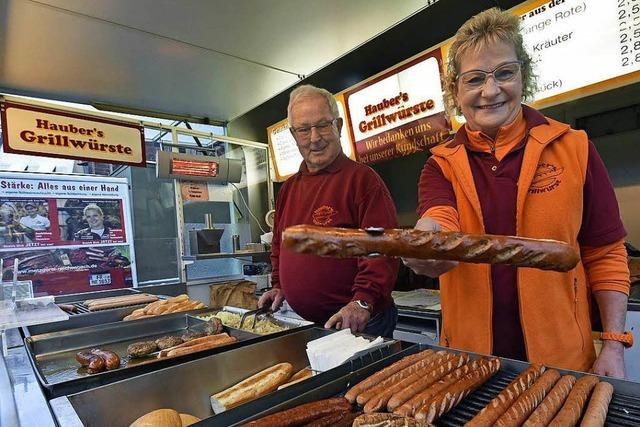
[189,305,314,335]
[49,327,402,427]
[25,311,256,398]
[23,288,156,336]
[224,343,640,427]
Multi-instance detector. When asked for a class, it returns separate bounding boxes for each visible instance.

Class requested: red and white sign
[344,49,451,164]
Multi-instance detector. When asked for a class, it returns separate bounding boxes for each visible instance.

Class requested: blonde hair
[287,85,339,125]
[83,204,103,216]
[443,7,536,115]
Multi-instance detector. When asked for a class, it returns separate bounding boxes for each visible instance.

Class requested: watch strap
[600,331,634,348]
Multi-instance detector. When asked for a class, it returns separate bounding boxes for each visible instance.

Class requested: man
[258,85,399,337]
[74,204,111,241]
[19,202,51,232]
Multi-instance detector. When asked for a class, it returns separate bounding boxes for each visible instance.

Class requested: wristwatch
[600,331,634,348]
[352,300,373,313]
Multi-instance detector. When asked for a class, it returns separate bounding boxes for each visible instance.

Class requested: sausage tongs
[239,306,272,331]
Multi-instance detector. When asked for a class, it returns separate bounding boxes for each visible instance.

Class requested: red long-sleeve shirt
[271,153,399,324]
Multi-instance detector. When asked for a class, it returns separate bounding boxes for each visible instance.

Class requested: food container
[49,327,400,427]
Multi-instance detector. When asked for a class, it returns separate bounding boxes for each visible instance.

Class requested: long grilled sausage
[548,375,599,427]
[90,349,121,370]
[242,397,352,427]
[344,349,435,403]
[523,375,576,426]
[580,381,614,427]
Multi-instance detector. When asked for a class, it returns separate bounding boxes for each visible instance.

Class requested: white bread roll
[129,408,182,427]
[210,362,293,414]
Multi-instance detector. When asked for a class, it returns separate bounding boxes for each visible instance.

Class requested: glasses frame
[289,118,339,140]
[456,61,523,90]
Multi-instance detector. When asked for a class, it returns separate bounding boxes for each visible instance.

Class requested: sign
[343,49,451,164]
[267,97,355,182]
[1,98,146,167]
[514,0,640,105]
[180,181,210,201]
[0,173,136,295]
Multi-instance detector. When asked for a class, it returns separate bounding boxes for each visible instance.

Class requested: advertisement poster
[0,172,136,295]
[344,48,452,164]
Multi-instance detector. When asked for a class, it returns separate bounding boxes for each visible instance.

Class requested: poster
[0,172,136,295]
[343,48,452,164]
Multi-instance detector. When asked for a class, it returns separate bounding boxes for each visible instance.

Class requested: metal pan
[25,311,260,398]
[190,306,313,335]
[223,343,640,427]
[49,327,401,427]
[24,288,155,336]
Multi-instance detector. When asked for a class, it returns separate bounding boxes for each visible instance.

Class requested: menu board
[515,0,640,102]
[0,173,136,295]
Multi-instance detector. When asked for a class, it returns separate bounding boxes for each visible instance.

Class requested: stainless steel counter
[0,328,56,427]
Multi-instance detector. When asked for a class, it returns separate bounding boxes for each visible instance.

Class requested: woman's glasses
[457,61,522,89]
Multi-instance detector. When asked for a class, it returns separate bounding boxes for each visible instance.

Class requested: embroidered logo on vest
[312,205,337,225]
[529,162,564,194]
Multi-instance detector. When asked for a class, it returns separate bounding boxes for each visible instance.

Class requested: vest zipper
[573,277,585,351]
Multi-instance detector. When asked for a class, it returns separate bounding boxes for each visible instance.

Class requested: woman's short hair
[83,204,103,216]
[287,85,339,125]
[443,7,536,115]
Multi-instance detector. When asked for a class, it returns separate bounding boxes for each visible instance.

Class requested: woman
[74,204,110,241]
[403,8,631,376]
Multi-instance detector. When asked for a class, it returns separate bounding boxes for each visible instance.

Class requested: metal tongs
[239,306,273,331]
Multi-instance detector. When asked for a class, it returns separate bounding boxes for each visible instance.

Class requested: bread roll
[179,413,200,426]
[129,408,182,427]
[210,362,293,413]
[282,225,579,272]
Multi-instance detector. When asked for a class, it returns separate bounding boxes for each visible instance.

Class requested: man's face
[85,209,104,229]
[25,205,37,217]
[289,94,343,173]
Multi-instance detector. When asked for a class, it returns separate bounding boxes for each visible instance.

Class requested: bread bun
[179,413,201,426]
[129,408,182,427]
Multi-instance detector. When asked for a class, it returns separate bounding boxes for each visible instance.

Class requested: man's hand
[257,288,284,312]
[324,301,371,333]
[401,216,458,277]
[592,341,625,379]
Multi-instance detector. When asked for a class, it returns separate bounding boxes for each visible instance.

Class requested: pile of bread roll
[129,408,199,427]
[123,294,205,321]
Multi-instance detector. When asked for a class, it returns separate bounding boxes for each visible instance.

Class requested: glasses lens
[461,72,486,88]
[494,63,520,82]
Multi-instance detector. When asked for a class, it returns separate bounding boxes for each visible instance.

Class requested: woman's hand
[401,216,458,277]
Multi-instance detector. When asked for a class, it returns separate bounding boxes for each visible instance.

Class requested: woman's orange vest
[430,114,595,372]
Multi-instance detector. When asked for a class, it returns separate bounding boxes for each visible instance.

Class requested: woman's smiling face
[455,40,523,138]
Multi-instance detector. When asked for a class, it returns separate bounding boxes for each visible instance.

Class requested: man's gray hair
[287,85,339,125]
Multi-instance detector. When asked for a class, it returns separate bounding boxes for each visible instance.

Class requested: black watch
[352,300,373,312]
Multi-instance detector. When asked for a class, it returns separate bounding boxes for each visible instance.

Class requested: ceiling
[0,0,431,124]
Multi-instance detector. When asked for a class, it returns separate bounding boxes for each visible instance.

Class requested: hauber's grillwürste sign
[1,98,146,167]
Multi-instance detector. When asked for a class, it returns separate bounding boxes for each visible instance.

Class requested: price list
[518,0,640,101]
[618,0,640,67]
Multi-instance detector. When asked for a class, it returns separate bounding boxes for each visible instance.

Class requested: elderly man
[258,85,399,337]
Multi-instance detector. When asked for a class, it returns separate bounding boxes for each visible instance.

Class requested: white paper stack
[306,329,385,372]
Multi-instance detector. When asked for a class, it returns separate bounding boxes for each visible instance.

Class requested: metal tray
[224,343,640,427]
[190,306,313,335]
[25,311,259,398]
[49,327,401,427]
[23,288,153,336]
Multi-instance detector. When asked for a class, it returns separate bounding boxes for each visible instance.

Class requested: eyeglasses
[290,118,338,139]
[457,61,522,89]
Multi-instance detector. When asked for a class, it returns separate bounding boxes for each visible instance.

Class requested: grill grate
[436,371,640,427]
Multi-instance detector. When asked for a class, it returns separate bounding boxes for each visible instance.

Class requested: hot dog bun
[210,362,293,414]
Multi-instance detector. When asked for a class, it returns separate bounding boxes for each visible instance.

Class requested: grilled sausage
[90,349,121,370]
[523,375,576,426]
[76,351,106,374]
[580,381,613,427]
[548,375,599,427]
[467,364,545,427]
[242,397,352,426]
[344,349,435,403]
